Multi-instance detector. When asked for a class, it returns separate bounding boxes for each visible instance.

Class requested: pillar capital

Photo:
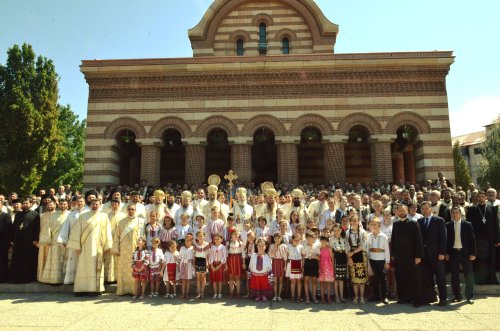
[135,138,164,147]
[370,134,397,143]
[229,136,253,145]
[275,136,300,144]
[322,135,349,143]
[181,137,207,145]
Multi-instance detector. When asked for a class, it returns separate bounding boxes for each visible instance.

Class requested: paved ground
[0,292,499,331]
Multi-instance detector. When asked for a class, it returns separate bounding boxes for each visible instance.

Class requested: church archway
[298,126,324,184]
[252,127,277,184]
[115,129,141,186]
[160,129,186,185]
[391,125,419,184]
[345,125,372,184]
[205,128,231,178]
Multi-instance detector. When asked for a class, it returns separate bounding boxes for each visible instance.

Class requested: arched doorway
[391,125,418,184]
[252,127,277,183]
[345,126,372,184]
[298,127,324,184]
[116,129,141,186]
[205,128,231,178]
[160,129,185,185]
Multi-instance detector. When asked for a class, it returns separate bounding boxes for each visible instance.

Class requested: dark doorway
[298,127,324,184]
[345,125,372,184]
[205,128,231,178]
[160,129,186,185]
[252,127,277,184]
[116,129,141,186]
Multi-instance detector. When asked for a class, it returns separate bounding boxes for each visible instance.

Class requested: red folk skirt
[132,262,148,280]
[272,258,285,278]
[165,263,177,282]
[210,261,225,282]
[250,273,273,298]
[227,254,243,277]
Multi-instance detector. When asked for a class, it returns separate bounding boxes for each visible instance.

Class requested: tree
[453,141,472,189]
[38,104,86,192]
[0,43,60,196]
[479,122,500,189]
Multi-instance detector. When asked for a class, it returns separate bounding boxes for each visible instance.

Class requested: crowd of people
[0,171,499,308]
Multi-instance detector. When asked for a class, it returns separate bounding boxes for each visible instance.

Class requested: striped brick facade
[81,0,455,189]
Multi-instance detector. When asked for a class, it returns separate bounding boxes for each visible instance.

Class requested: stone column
[323,135,348,183]
[183,138,206,186]
[371,134,397,184]
[277,137,298,186]
[136,138,163,186]
[230,137,252,183]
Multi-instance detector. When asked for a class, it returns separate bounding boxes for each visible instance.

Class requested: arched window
[258,23,267,55]
[236,38,244,56]
[282,37,290,55]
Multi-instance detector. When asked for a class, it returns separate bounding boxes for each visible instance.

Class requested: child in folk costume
[330,223,347,303]
[255,216,271,243]
[209,233,227,299]
[207,207,225,243]
[249,238,273,301]
[366,218,390,304]
[346,215,368,304]
[289,210,300,234]
[279,220,291,245]
[177,233,195,300]
[302,230,320,303]
[269,232,287,301]
[160,215,177,252]
[321,218,335,239]
[286,233,304,303]
[227,229,245,299]
[244,231,256,297]
[146,210,161,251]
[193,230,210,299]
[240,219,253,246]
[148,237,164,297]
[131,237,149,299]
[223,216,237,244]
[192,214,210,243]
[162,240,179,298]
[175,213,192,249]
[295,224,306,245]
[318,235,335,303]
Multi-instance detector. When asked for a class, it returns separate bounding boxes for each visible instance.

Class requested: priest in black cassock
[8,197,40,283]
[0,200,13,283]
[466,191,499,285]
[391,204,435,307]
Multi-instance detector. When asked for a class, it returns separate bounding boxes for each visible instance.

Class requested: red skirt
[272,258,285,278]
[210,261,225,282]
[165,263,177,282]
[249,273,273,298]
[227,254,243,277]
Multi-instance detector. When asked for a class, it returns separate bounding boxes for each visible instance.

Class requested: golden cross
[224,170,238,188]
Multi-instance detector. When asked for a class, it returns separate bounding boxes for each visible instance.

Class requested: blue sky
[1,0,499,137]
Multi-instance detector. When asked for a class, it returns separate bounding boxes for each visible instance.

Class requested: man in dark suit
[446,206,476,304]
[418,201,448,306]
[466,191,499,285]
[0,201,13,283]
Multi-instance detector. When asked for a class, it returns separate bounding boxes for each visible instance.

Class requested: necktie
[425,217,429,228]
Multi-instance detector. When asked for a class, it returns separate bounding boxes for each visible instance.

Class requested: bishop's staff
[224,170,238,209]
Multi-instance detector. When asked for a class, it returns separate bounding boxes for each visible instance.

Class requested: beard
[267,201,275,211]
[167,201,173,208]
[293,200,300,207]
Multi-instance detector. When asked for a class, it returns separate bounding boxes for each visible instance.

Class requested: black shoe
[382,298,389,305]
[466,299,474,305]
[412,302,421,308]
[438,299,447,306]
[451,296,462,302]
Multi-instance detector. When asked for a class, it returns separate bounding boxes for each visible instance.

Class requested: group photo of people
[0,172,499,308]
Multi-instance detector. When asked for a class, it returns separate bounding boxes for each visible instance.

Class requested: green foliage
[453,141,472,189]
[38,104,85,192]
[0,43,60,196]
[479,122,500,188]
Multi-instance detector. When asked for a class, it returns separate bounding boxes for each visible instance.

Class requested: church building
[81,0,455,188]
